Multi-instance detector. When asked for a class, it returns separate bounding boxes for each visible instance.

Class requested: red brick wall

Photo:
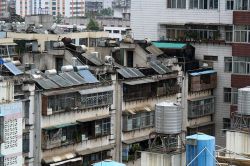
[231,74,250,88]
[233,11,250,25]
[232,43,250,57]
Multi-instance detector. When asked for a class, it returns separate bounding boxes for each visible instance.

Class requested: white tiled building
[16,0,85,17]
[131,0,250,146]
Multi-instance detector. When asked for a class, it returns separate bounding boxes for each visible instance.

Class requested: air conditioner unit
[47,108,52,115]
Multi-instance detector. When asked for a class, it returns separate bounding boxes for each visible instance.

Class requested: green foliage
[99,8,114,16]
[87,18,100,31]
[55,13,63,24]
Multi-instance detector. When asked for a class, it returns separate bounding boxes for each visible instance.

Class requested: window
[113,30,120,34]
[189,0,218,9]
[224,57,232,72]
[233,56,250,74]
[225,26,233,42]
[234,25,250,43]
[223,118,231,130]
[226,0,234,9]
[223,87,238,104]
[167,0,186,8]
[224,88,232,103]
[123,112,155,131]
[188,97,215,118]
[204,55,218,61]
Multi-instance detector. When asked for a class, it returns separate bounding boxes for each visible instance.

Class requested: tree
[99,8,114,16]
[55,13,63,24]
[87,18,99,31]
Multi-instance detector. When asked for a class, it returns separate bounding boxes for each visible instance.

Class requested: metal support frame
[148,131,186,154]
[232,113,250,132]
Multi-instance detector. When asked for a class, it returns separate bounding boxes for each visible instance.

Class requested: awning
[124,106,154,114]
[77,114,111,123]
[42,152,77,164]
[43,122,78,130]
[123,78,156,85]
[3,62,23,75]
[188,122,215,129]
[152,42,187,49]
[79,86,113,95]
[50,157,82,166]
[123,135,150,145]
[0,42,17,46]
[189,70,216,76]
[78,144,114,156]
[188,95,215,102]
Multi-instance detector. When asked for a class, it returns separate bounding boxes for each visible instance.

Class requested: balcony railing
[188,97,215,119]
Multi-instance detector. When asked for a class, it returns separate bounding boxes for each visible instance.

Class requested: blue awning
[3,62,23,75]
[190,70,216,76]
[78,70,99,83]
[93,160,126,166]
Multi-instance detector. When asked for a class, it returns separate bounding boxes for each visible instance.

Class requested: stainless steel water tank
[155,102,182,134]
[238,87,250,115]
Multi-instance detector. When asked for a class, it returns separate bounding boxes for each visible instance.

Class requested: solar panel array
[117,67,145,78]
[149,61,172,75]
[3,62,23,75]
[34,69,99,89]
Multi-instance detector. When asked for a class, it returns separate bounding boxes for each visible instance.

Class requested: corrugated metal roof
[79,86,113,95]
[43,122,78,130]
[78,70,99,83]
[78,144,115,156]
[77,114,110,123]
[152,42,187,49]
[123,135,150,144]
[123,78,156,85]
[47,74,73,87]
[189,70,216,76]
[3,62,23,75]
[149,61,172,75]
[117,67,144,78]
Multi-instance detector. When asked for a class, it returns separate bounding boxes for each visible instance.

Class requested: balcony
[42,89,113,116]
[189,70,217,92]
[123,78,179,102]
[42,117,111,150]
[188,96,215,119]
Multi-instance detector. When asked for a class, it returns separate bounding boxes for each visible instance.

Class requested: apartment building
[16,0,85,17]
[0,0,8,17]
[130,0,250,146]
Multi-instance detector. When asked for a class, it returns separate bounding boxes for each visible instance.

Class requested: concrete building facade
[130,0,250,146]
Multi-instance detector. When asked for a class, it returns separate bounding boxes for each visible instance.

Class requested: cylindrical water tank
[53,42,64,48]
[76,45,87,53]
[76,65,89,70]
[45,69,57,75]
[186,133,215,166]
[238,87,250,115]
[155,102,182,134]
[61,65,74,72]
